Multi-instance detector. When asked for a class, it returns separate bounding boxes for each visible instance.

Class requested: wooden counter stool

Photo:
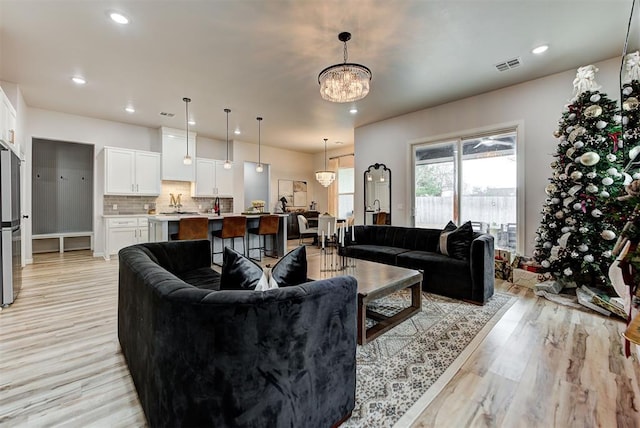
[247,215,279,262]
[212,216,247,266]
[171,217,209,240]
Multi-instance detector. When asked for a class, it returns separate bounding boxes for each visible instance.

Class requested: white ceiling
[0,1,637,153]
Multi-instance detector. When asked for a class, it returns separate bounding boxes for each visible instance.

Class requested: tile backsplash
[104,181,233,215]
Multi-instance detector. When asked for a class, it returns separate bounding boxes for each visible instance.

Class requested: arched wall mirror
[364,163,391,225]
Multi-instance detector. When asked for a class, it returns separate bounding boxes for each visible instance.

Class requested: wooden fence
[414,196,516,228]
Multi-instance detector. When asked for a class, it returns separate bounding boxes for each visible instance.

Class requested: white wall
[354,57,623,257]
[233,140,316,213]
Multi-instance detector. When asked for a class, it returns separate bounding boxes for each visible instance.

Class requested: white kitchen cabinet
[104,217,148,259]
[191,158,234,197]
[104,147,161,195]
[161,127,196,181]
[0,87,16,146]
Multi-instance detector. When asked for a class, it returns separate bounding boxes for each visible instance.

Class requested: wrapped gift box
[512,268,541,289]
[495,259,513,281]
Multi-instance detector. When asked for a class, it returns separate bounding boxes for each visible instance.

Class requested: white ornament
[607,167,618,175]
[606,154,617,162]
[586,184,598,193]
[549,222,557,229]
[623,86,633,96]
[568,113,577,120]
[623,116,629,125]
[566,126,575,133]
[580,152,600,166]
[602,177,614,186]
[541,260,551,268]
[600,191,610,197]
[614,114,622,124]
[601,230,616,240]
[586,172,597,179]
[624,173,633,185]
[596,120,608,130]
[579,227,588,233]
[633,173,640,180]
[573,202,582,211]
[561,227,571,233]
[564,267,573,276]
[591,209,602,218]
[543,241,553,249]
[551,198,561,204]
[571,251,580,258]
[578,244,589,252]
[590,94,601,102]
[573,141,584,149]
[570,171,583,180]
[584,254,595,263]
[575,156,582,164]
[603,250,612,258]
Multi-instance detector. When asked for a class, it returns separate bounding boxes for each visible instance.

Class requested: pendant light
[256,116,264,173]
[182,97,192,165]
[318,32,372,103]
[315,138,335,187]
[223,108,232,169]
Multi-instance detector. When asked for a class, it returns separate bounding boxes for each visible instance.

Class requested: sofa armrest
[469,234,495,304]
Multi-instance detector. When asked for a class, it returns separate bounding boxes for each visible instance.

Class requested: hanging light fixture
[223,108,232,169]
[315,138,335,187]
[256,116,264,173]
[318,32,372,103]
[182,97,192,165]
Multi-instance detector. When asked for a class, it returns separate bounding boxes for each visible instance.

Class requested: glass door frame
[410,124,524,254]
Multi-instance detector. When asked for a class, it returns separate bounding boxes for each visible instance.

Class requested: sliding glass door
[413,130,517,251]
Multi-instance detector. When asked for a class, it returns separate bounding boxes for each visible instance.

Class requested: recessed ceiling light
[234,128,241,135]
[188,120,196,126]
[125,106,135,113]
[109,12,129,25]
[71,76,86,85]
[532,45,549,55]
[349,107,358,114]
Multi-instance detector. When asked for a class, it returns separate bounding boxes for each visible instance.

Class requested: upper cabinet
[191,158,234,197]
[0,87,16,146]
[160,127,196,181]
[104,147,161,196]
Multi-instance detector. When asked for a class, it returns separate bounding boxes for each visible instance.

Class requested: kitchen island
[147,213,289,257]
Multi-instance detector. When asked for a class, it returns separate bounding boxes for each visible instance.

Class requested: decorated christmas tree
[534,65,627,287]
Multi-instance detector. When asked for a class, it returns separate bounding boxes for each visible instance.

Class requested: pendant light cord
[183,97,191,157]
[257,117,262,163]
[225,108,230,160]
[324,138,328,169]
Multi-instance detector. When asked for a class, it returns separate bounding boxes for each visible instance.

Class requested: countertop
[103,213,288,220]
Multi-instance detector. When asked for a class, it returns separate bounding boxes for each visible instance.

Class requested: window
[329,154,354,220]
[413,130,518,251]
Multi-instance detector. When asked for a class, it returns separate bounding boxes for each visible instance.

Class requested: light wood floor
[1,247,639,427]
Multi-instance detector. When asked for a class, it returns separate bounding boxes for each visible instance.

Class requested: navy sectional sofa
[339,225,495,304]
[118,239,357,428]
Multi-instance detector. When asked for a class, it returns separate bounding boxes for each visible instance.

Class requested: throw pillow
[436,221,457,253]
[438,221,473,260]
[220,246,308,291]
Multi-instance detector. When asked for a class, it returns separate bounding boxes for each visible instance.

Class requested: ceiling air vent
[495,57,521,72]
[159,111,175,117]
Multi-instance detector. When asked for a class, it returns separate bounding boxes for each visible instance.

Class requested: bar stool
[211,216,247,266]
[171,217,209,240]
[247,215,279,262]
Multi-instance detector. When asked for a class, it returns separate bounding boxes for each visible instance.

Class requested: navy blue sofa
[118,239,357,428]
[339,225,494,304]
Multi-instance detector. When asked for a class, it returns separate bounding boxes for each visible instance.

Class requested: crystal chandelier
[315,138,335,187]
[223,108,232,169]
[182,97,192,165]
[256,116,263,173]
[318,32,372,103]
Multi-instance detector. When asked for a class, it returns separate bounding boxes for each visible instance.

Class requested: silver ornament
[596,120,608,130]
[549,222,557,229]
[602,177,614,186]
[551,198,561,204]
[579,227,588,233]
[591,209,602,218]
[601,230,616,240]
[606,154,617,162]
[584,254,594,263]
[633,173,640,180]
[600,190,610,197]
[573,202,582,210]
[561,227,571,233]
[578,244,588,252]
[541,260,551,268]
[586,184,598,193]
[564,268,573,276]
[623,86,633,96]
[607,167,618,175]
[571,251,580,258]
[603,250,612,258]
[543,241,552,249]
[590,94,601,102]
[558,173,568,181]
[586,172,597,179]
[573,141,584,149]
[580,152,600,166]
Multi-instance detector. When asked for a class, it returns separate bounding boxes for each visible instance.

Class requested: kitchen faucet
[373,199,381,212]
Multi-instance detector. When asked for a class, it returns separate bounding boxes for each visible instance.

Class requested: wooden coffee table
[307,254,423,345]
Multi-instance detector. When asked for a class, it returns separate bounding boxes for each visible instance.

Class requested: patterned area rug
[343,291,516,427]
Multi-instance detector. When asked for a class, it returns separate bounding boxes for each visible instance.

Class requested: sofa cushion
[177,267,221,291]
[342,244,409,265]
[437,221,473,260]
[221,246,308,291]
[436,221,457,253]
[397,250,472,300]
